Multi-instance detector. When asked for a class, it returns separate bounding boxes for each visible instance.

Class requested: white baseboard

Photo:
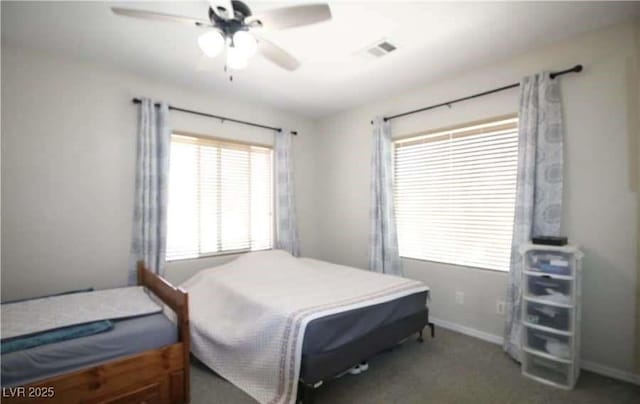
[581,360,640,385]
[430,317,504,345]
[429,317,640,386]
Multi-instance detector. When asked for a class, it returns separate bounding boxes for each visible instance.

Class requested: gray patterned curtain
[504,73,564,360]
[275,129,300,256]
[369,117,402,276]
[128,99,171,284]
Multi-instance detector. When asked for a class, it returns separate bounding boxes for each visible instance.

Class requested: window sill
[400,256,509,273]
[167,247,273,263]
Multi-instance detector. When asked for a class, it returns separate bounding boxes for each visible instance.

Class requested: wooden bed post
[137,261,191,403]
[181,287,191,403]
[136,261,144,286]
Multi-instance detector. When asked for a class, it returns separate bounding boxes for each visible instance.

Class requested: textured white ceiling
[2,1,639,118]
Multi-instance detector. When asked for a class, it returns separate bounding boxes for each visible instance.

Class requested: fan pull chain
[224,64,233,82]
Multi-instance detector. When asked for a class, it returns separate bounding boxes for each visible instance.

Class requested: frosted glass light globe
[233,31,257,58]
[198,30,225,58]
[226,45,248,69]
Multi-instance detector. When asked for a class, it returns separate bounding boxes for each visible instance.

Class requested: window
[393,116,519,271]
[166,134,273,261]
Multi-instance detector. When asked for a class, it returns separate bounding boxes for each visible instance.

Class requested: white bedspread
[181,250,428,404]
[1,286,162,339]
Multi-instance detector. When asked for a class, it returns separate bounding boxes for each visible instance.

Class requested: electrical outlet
[455,291,464,305]
[496,300,506,315]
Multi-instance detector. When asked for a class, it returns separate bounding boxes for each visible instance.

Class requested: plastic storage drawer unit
[526,251,573,276]
[525,275,573,305]
[523,353,571,387]
[519,243,583,390]
[524,301,572,332]
[524,327,572,359]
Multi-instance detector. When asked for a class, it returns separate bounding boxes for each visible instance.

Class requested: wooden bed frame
[3,262,190,404]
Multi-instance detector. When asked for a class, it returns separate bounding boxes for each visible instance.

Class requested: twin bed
[1,263,190,404]
[1,251,432,404]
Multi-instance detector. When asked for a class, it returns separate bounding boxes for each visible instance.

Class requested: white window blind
[166,134,273,261]
[393,117,519,271]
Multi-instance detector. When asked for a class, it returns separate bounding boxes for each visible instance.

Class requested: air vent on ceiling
[356,39,399,61]
[368,40,397,57]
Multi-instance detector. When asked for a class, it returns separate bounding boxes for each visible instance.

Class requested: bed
[181,250,433,404]
[299,290,431,390]
[0,263,190,404]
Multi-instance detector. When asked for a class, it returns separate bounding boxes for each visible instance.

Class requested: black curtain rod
[372,64,583,124]
[132,98,298,136]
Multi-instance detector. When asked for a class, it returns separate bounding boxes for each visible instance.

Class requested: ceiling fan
[111,1,331,71]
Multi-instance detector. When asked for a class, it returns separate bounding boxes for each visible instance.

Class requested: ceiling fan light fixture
[112,1,333,71]
[198,30,225,58]
[233,30,257,58]
[226,45,248,69]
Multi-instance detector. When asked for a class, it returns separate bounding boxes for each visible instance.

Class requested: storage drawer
[524,327,572,359]
[526,251,573,276]
[523,353,571,387]
[99,383,160,404]
[524,301,572,332]
[525,275,572,305]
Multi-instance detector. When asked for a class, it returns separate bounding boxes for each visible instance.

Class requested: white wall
[1,46,319,298]
[313,20,639,373]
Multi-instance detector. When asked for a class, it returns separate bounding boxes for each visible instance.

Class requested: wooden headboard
[136,261,190,402]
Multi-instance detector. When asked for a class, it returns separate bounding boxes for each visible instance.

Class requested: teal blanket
[1,320,113,354]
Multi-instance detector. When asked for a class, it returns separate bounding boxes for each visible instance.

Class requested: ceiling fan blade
[111,7,212,27]
[246,4,331,31]
[208,0,234,20]
[255,34,301,71]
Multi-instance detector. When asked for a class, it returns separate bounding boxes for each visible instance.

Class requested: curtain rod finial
[575,64,583,73]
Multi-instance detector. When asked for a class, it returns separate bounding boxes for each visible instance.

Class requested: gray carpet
[190,328,640,403]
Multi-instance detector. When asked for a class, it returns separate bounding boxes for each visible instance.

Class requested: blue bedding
[1,287,109,354]
[1,320,113,354]
[1,314,177,387]
[1,287,111,354]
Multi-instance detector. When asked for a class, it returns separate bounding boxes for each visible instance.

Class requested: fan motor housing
[208,1,253,37]
[231,1,252,18]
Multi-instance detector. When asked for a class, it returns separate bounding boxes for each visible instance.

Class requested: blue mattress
[302,290,428,355]
[1,313,177,387]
